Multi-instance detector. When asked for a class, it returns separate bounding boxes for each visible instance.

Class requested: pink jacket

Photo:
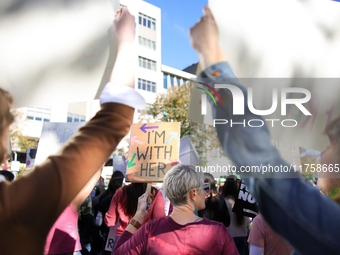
[105,187,165,236]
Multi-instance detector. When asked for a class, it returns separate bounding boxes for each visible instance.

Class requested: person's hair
[0,89,14,164]
[204,173,217,196]
[222,178,244,226]
[121,183,158,217]
[99,171,124,203]
[222,179,238,199]
[227,175,237,181]
[163,164,204,206]
[326,117,340,147]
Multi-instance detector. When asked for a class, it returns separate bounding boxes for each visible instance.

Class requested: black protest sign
[232,182,258,218]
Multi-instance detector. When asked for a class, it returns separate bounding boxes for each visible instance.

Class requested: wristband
[128,218,142,229]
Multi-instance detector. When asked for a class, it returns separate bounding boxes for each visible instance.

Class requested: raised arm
[190,6,340,255]
[4,7,145,238]
[113,191,150,254]
[190,6,286,179]
[141,189,165,223]
[109,7,135,87]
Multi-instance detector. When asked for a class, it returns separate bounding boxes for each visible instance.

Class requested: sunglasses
[203,183,210,195]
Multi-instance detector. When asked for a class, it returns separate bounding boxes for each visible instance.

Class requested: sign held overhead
[126,122,181,183]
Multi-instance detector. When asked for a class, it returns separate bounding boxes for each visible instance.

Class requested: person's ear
[188,189,197,202]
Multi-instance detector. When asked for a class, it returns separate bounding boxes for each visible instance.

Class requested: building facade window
[138,78,156,93]
[67,113,86,123]
[138,56,156,71]
[163,73,188,89]
[163,74,168,89]
[138,13,156,30]
[27,107,51,122]
[170,75,174,87]
[163,73,189,89]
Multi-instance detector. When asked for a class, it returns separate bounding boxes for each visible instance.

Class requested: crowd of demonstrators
[198,173,230,228]
[0,7,145,254]
[92,176,107,216]
[78,195,101,255]
[112,164,239,255]
[2,4,340,255]
[95,171,124,255]
[248,213,292,255]
[222,178,250,255]
[192,5,340,255]
[104,182,165,251]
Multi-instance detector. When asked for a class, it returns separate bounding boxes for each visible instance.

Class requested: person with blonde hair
[0,88,14,165]
[0,7,145,254]
[112,164,238,255]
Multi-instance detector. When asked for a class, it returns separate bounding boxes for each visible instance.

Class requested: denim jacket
[197,62,340,255]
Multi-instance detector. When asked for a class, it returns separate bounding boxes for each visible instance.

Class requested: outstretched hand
[114,7,136,50]
[108,6,136,87]
[124,191,152,235]
[189,6,226,69]
[134,191,152,220]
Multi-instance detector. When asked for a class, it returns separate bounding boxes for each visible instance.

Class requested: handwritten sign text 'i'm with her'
[126,122,181,182]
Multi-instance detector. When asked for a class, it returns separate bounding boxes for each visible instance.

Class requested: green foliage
[141,82,223,165]
[299,147,320,175]
[16,165,27,178]
[149,83,191,137]
[9,111,39,152]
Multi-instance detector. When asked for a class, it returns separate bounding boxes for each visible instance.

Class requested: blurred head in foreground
[0,89,14,165]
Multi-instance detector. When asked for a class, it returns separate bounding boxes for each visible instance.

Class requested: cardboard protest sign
[26,148,37,169]
[179,136,201,165]
[0,0,120,108]
[233,182,258,218]
[35,122,86,165]
[105,223,120,252]
[126,122,181,183]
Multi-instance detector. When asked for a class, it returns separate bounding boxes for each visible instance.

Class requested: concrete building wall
[120,0,162,106]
